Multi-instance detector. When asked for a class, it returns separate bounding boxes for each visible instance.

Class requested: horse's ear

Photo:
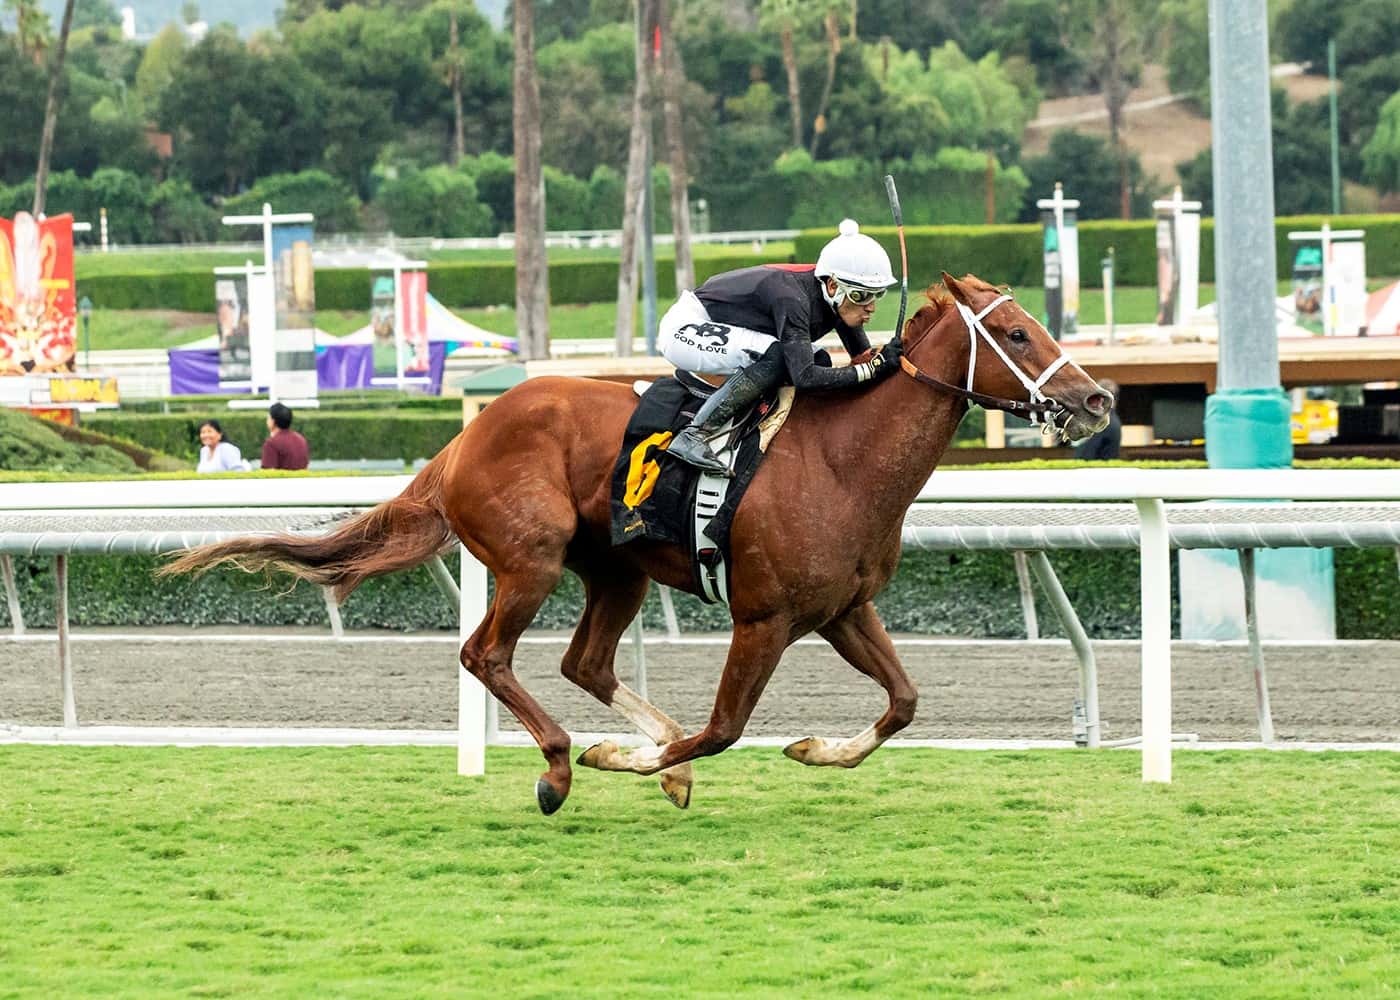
[941,272,969,303]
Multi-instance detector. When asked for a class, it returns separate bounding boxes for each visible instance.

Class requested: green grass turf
[1,746,1396,997]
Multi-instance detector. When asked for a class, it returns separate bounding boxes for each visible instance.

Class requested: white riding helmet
[815,218,896,309]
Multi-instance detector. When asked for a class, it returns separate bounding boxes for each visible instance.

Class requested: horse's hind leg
[783,601,917,768]
[577,616,789,776]
[461,564,575,814]
[561,567,693,808]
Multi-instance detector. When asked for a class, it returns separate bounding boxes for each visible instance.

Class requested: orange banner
[0,212,76,375]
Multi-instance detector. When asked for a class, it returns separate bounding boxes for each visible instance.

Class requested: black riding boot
[667,344,784,476]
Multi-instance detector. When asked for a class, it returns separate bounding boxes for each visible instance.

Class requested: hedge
[795,213,1400,292]
[6,544,1400,640]
[74,253,793,314]
[83,410,465,463]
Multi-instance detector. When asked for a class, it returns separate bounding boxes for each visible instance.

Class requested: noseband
[897,293,1083,434]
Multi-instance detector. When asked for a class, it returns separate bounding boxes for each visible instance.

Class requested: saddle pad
[609,376,778,556]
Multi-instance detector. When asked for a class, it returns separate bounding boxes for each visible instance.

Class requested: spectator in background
[262,402,310,471]
[1074,378,1121,461]
[195,419,250,473]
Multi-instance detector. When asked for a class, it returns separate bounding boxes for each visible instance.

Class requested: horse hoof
[783,737,819,764]
[535,778,567,816]
[576,740,618,770]
[659,769,692,810]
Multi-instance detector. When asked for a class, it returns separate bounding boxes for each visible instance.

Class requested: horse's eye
[1009,327,1028,343]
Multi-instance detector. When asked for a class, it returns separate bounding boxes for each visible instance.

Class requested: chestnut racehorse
[163,274,1110,814]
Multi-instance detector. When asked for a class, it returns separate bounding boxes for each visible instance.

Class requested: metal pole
[321,586,344,639]
[657,583,680,640]
[1028,552,1101,749]
[55,555,77,728]
[1135,498,1171,782]
[457,544,489,776]
[1012,552,1039,640]
[1328,38,1341,216]
[1207,0,1280,393]
[629,616,648,700]
[2,554,25,636]
[1237,548,1275,742]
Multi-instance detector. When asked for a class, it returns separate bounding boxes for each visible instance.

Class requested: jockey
[658,219,903,475]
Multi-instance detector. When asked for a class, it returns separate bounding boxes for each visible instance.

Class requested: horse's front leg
[783,601,917,768]
[577,618,788,775]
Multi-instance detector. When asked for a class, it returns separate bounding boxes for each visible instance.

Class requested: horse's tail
[159,453,455,602]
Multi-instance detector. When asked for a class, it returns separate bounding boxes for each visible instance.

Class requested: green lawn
[1,746,1396,997]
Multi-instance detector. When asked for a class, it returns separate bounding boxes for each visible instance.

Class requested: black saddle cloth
[608,372,772,558]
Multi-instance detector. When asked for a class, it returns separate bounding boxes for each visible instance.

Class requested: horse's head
[901,273,1112,443]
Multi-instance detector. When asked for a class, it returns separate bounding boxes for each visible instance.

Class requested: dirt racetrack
[4,630,1398,744]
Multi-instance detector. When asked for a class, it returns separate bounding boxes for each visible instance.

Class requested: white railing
[9,468,1400,782]
[74,229,800,259]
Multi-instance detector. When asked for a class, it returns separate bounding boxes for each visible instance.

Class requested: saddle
[609,371,795,604]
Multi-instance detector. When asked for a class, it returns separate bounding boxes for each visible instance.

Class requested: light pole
[78,295,92,371]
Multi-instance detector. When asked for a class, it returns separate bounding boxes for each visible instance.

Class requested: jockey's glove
[870,338,902,379]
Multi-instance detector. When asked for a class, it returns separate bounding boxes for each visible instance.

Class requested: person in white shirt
[196,419,250,473]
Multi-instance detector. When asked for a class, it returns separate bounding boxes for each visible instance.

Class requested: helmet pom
[838,218,860,237]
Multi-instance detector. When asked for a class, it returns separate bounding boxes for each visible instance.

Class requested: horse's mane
[900,276,1009,349]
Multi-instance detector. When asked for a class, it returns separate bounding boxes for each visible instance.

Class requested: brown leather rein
[898,355,1063,418]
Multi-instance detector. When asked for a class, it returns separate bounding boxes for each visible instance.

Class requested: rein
[897,293,1079,428]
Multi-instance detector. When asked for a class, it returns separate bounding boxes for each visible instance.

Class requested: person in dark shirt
[657,219,903,474]
[1073,378,1121,460]
[261,402,310,471]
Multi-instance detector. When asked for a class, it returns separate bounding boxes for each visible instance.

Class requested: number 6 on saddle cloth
[608,372,794,604]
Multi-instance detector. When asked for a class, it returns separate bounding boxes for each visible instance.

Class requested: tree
[33,0,76,216]
[1089,0,1154,219]
[1362,91,1400,194]
[71,0,120,31]
[614,0,655,352]
[513,0,550,359]
[4,0,51,64]
[759,0,803,149]
[1020,129,1153,221]
[448,7,464,162]
[808,0,845,158]
[656,0,693,291]
[133,23,186,118]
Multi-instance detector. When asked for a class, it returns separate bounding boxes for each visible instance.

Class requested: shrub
[376,166,494,237]
[221,170,361,234]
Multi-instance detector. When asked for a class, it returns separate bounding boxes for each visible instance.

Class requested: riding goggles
[836,281,888,306]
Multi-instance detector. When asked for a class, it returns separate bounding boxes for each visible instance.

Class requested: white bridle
[955,294,1085,431]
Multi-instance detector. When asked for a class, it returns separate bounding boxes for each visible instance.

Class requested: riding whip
[883,174,909,346]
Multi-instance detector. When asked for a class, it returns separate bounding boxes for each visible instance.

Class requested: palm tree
[513,0,549,358]
[759,0,803,149]
[615,0,656,353]
[809,1,847,158]
[33,0,76,217]
[657,0,694,292]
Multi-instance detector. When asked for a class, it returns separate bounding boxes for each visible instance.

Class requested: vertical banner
[1036,185,1079,340]
[1327,238,1367,337]
[371,273,397,380]
[271,223,317,399]
[0,212,77,375]
[1060,211,1080,338]
[1177,210,1201,321]
[248,271,276,392]
[1291,243,1324,335]
[1154,189,1202,329]
[1154,212,1178,326]
[215,274,251,383]
[400,270,430,374]
[1041,216,1062,338]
